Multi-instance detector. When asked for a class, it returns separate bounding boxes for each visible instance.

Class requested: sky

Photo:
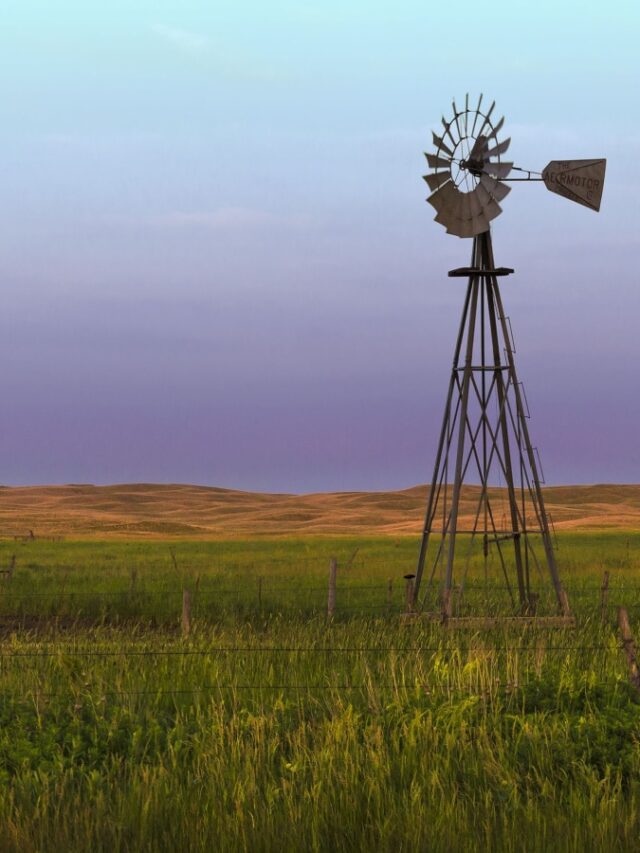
[0,0,639,492]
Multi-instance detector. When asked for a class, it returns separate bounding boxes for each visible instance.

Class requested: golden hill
[0,483,639,538]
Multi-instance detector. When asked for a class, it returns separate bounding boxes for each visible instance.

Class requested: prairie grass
[0,531,639,622]
[0,534,639,850]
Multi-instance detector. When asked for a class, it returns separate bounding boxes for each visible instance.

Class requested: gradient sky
[0,1,638,491]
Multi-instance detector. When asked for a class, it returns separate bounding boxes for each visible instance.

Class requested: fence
[1,616,639,702]
[2,564,640,624]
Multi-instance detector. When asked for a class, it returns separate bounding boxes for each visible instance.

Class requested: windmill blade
[468,134,488,161]
[475,100,495,138]
[434,185,465,222]
[441,117,457,147]
[436,206,468,233]
[447,217,476,238]
[486,116,505,140]
[432,132,453,157]
[423,171,451,192]
[475,183,502,220]
[483,161,513,179]
[426,179,459,214]
[480,173,511,202]
[542,159,606,212]
[432,183,466,227]
[485,138,511,159]
[470,211,491,236]
[471,93,483,136]
[464,93,469,135]
[452,99,463,140]
[448,195,491,237]
[467,191,484,219]
[457,192,472,224]
[425,152,451,169]
[461,192,473,219]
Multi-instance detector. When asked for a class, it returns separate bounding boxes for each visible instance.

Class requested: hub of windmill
[459,158,484,176]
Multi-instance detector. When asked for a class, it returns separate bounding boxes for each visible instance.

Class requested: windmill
[413,94,605,621]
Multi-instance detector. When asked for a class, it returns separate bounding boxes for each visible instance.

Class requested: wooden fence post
[182,588,191,637]
[618,607,640,693]
[386,579,393,614]
[403,574,415,614]
[600,571,610,622]
[455,583,463,614]
[327,558,337,618]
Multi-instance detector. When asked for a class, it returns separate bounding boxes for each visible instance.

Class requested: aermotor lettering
[545,170,601,194]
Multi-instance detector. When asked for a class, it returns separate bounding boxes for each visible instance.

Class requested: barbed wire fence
[0,552,639,703]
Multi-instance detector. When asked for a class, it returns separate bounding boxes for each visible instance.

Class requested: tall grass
[0,616,638,850]
[0,535,639,849]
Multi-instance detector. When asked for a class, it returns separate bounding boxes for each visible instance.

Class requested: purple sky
[1,3,639,491]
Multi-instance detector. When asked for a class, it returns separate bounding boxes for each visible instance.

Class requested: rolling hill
[0,482,639,538]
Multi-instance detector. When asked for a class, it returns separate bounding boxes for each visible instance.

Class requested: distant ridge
[0,483,639,538]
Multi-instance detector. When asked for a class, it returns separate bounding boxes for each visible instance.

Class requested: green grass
[0,533,640,850]
[1,532,639,622]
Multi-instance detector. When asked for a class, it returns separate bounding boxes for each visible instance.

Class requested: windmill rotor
[424,94,607,237]
[423,95,513,238]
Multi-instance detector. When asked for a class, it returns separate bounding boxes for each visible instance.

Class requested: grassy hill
[1,482,640,537]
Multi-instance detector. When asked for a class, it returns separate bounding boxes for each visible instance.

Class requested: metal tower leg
[413,239,478,600]
[443,275,480,612]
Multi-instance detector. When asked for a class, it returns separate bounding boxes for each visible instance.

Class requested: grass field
[1,532,640,850]
[1,531,640,622]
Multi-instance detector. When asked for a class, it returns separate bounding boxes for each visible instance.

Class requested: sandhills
[0,482,639,538]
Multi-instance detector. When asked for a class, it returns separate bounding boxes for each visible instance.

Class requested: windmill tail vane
[413,94,605,622]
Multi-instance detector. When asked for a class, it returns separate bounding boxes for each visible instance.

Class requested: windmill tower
[413,95,606,620]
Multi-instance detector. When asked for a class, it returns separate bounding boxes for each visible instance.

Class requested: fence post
[403,574,415,614]
[387,579,393,614]
[618,606,640,693]
[455,583,463,614]
[258,576,263,612]
[182,588,191,637]
[600,571,610,622]
[327,558,337,618]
